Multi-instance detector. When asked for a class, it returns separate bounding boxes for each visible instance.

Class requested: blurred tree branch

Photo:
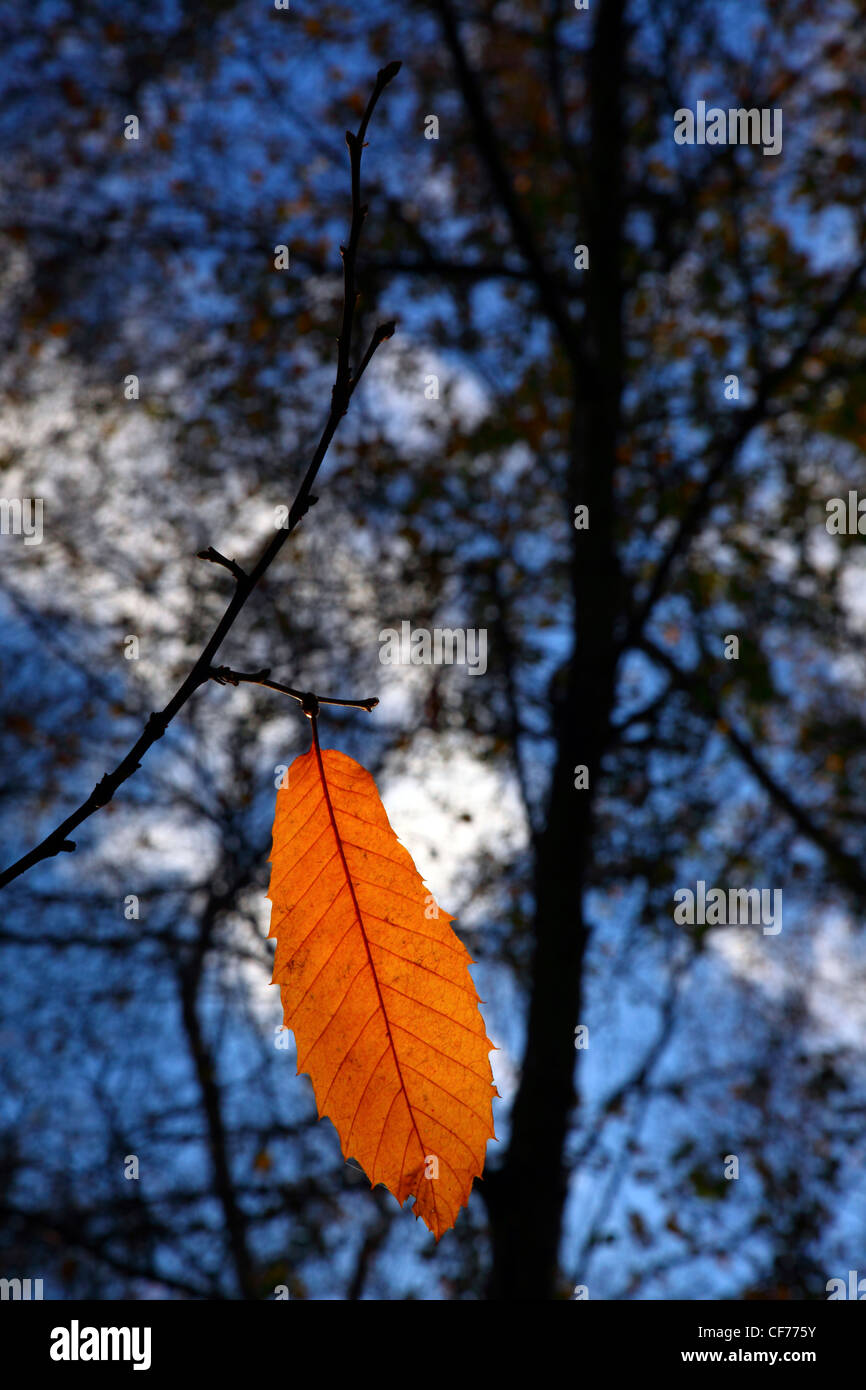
[0,62,402,893]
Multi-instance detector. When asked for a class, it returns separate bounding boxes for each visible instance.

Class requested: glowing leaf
[266,740,497,1238]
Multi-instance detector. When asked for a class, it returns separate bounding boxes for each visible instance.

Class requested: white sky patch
[370,674,416,726]
[374,732,526,911]
[362,342,489,454]
[86,791,220,888]
[839,558,866,631]
[489,1037,519,1107]
[808,523,839,575]
[376,731,525,1101]
[765,535,798,581]
[806,914,866,1046]
[709,908,866,1048]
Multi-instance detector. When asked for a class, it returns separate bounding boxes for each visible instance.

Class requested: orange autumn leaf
[266,740,498,1239]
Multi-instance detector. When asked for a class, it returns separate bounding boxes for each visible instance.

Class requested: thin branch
[489,565,540,841]
[432,0,586,372]
[0,62,402,892]
[196,546,248,582]
[0,1202,212,1299]
[640,635,866,900]
[346,1204,391,1300]
[210,665,379,713]
[611,678,674,738]
[623,250,866,652]
[544,0,584,184]
[1,211,586,294]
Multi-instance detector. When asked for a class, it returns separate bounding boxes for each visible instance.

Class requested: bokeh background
[1,0,866,1300]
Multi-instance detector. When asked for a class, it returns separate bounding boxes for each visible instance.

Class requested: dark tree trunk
[487,0,627,1300]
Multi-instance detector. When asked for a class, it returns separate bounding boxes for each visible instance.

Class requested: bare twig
[196,547,248,582]
[623,249,866,652]
[432,0,586,372]
[210,666,378,713]
[640,634,866,898]
[0,62,401,892]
